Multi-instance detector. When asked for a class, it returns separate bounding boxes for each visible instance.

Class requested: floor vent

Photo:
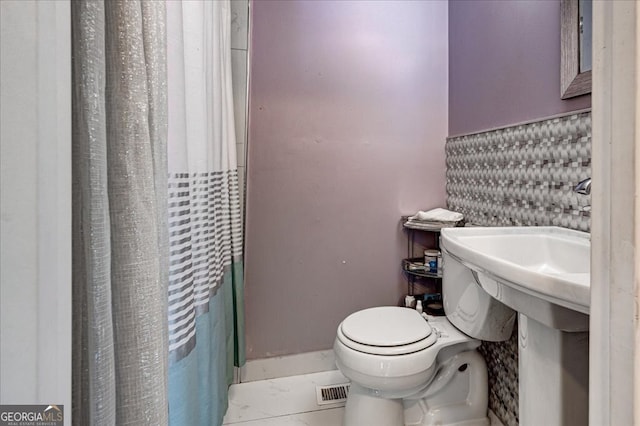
[315,383,350,406]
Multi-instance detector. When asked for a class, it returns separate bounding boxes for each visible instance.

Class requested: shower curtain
[72,1,169,424]
[166,1,244,425]
[72,0,244,425]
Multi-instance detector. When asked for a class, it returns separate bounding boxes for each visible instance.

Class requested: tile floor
[223,369,504,426]
[222,370,347,425]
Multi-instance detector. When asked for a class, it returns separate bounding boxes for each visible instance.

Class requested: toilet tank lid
[340,306,432,347]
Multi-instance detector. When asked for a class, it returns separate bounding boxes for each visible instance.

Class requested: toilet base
[342,350,490,426]
[404,399,489,426]
[343,383,404,426]
[343,384,489,426]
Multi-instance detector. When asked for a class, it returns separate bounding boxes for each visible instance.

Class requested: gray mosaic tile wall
[447,112,591,231]
[445,111,591,426]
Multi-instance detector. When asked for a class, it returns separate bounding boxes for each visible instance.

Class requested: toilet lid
[340,306,433,347]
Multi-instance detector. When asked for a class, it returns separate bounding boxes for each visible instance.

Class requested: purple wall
[449,0,591,136]
[244,0,448,359]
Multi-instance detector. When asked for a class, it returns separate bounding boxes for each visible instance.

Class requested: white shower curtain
[166,1,244,425]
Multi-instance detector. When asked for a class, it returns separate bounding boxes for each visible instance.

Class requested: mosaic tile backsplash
[445,111,591,426]
[447,111,591,231]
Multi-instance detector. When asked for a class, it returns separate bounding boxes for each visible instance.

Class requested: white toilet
[333,251,516,426]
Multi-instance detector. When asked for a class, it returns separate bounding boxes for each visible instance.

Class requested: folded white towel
[404,220,459,231]
[408,208,464,223]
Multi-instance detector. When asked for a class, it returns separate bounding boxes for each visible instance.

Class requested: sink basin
[440,226,590,331]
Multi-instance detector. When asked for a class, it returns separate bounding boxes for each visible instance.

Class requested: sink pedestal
[440,226,591,426]
[519,314,589,426]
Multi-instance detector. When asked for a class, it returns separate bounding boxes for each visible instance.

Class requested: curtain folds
[73,1,243,425]
[166,1,245,424]
[72,1,169,425]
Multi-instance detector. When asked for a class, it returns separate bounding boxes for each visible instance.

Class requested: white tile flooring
[223,370,347,425]
[223,369,504,426]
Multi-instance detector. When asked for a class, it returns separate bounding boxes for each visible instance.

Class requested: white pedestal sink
[441,226,590,426]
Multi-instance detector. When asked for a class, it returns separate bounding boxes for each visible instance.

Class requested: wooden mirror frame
[561,0,591,99]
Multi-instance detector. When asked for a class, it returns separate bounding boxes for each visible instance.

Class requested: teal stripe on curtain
[168,265,243,426]
[167,268,234,426]
[168,291,228,426]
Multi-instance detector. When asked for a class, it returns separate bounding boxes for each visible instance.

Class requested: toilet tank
[442,249,516,341]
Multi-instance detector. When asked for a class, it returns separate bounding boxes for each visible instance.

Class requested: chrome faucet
[574,178,591,195]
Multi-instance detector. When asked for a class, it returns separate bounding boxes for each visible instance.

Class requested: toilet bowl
[333,250,517,426]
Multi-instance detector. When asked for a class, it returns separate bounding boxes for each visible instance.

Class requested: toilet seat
[337,307,438,356]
